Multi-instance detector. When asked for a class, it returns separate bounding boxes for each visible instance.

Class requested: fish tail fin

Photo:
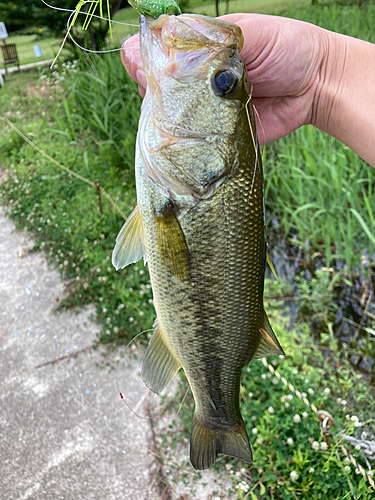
[190,413,252,470]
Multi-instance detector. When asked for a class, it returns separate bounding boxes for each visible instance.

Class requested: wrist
[312,29,375,166]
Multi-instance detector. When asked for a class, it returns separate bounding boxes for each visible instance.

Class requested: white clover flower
[341,400,347,406]
[281,395,287,403]
[240,468,246,474]
[290,471,299,481]
[312,441,320,451]
[272,377,279,385]
[301,392,307,398]
[287,438,294,446]
[287,394,293,400]
[355,468,360,475]
[308,388,314,395]
[345,457,351,464]
[248,392,253,398]
[292,369,298,375]
[285,402,290,409]
[323,388,331,395]
[252,427,258,435]
[268,406,275,414]
[320,442,328,451]
[279,355,285,359]
[302,412,308,418]
[225,464,231,471]
[261,373,267,380]
[345,466,351,472]
[309,468,315,473]
[293,414,301,423]
[257,437,263,444]
[337,397,342,403]
[214,497,221,500]
[129,316,134,322]
[351,415,359,422]
[354,421,363,427]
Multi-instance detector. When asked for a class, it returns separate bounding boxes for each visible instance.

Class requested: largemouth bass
[113,13,284,470]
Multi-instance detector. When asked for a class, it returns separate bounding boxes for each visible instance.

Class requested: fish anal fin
[190,414,252,470]
[253,309,284,359]
[112,206,146,270]
[142,319,181,394]
[154,203,190,281]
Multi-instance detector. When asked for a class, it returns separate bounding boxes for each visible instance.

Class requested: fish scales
[113,13,283,470]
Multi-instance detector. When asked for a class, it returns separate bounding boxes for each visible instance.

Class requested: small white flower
[272,377,278,385]
[308,388,314,395]
[312,441,320,451]
[320,442,328,451]
[323,388,331,395]
[341,400,347,406]
[355,468,361,475]
[355,445,361,451]
[279,355,284,359]
[302,412,308,418]
[293,414,301,423]
[281,395,287,403]
[287,394,293,400]
[290,471,299,481]
[252,427,258,435]
[285,402,290,409]
[248,392,253,398]
[345,466,351,472]
[309,468,315,473]
[225,464,231,471]
[129,316,134,322]
[240,468,246,474]
[351,415,359,422]
[337,397,342,403]
[301,392,307,398]
[261,373,267,380]
[345,457,351,464]
[287,438,294,445]
[268,406,275,414]
[292,369,298,375]
[257,437,263,444]
[354,421,363,427]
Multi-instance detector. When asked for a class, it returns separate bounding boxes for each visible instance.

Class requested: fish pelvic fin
[142,319,181,394]
[253,309,285,360]
[190,414,252,470]
[112,206,146,270]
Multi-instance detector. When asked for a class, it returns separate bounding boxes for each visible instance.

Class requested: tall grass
[264,126,374,269]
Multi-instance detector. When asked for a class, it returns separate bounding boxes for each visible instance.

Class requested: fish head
[140,14,250,139]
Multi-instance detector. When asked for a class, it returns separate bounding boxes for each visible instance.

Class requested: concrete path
[0,207,156,500]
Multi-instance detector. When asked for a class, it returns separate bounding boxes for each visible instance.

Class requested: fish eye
[212,69,239,96]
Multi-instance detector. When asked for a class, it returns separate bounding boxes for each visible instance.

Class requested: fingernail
[136,69,146,89]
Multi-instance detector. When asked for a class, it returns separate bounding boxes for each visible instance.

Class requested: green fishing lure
[129,0,181,18]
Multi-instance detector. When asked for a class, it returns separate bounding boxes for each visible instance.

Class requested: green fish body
[113,14,283,470]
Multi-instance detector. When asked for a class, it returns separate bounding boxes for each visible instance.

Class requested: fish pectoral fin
[154,203,190,281]
[112,206,146,270]
[190,414,252,470]
[142,319,181,394]
[252,309,285,359]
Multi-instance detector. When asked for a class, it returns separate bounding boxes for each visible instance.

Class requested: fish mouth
[140,14,243,83]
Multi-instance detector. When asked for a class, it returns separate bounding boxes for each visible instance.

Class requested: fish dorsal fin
[142,319,181,394]
[266,252,278,280]
[253,309,284,359]
[154,203,190,281]
[112,206,145,270]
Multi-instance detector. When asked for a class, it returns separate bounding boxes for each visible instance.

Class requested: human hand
[121,14,332,144]
[121,13,375,167]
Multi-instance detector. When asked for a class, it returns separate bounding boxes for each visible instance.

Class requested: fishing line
[116,328,190,420]
[42,0,139,65]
